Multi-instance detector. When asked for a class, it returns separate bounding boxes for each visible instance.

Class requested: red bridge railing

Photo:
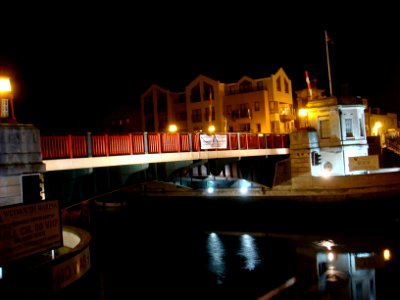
[40,132,290,160]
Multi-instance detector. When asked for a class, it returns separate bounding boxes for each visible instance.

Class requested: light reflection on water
[238,234,260,271]
[207,232,226,284]
[203,231,394,299]
[206,232,261,284]
[206,232,261,285]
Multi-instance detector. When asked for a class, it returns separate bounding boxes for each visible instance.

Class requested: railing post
[68,134,73,158]
[105,134,109,156]
[86,132,92,157]
[265,134,268,149]
[237,133,241,149]
[128,133,133,155]
[188,133,193,152]
[144,132,148,154]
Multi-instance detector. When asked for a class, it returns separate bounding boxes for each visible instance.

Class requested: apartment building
[140,68,295,134]
[222,68,295,134]
[140,84,187,132]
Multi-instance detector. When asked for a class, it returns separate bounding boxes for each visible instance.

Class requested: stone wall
[0,123,45,206]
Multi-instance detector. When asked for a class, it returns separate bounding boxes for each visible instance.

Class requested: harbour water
[52,190,400,300]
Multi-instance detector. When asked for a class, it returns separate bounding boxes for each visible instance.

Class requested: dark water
[4,192,399,300]
[47,193,400,300]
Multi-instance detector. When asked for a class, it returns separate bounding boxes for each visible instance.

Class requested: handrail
[40,132,290,160]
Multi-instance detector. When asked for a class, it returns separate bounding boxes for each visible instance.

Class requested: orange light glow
[168,124,178,133]
[0,77,12,93]
[383,249,391,261]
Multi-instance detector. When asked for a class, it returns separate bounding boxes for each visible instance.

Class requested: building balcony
[279,114,296,122]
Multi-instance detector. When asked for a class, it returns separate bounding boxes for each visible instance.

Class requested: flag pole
[209,87,212,123]
[325,30,333,97]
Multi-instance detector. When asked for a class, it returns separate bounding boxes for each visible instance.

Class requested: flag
[305,71,313,99]
[305,71,311,87]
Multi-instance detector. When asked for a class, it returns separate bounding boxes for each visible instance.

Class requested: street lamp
[208,124,216,134]
[0,77,16,123]
[372,122,382,136]
[298,109,308,129]
[168,124,178,133]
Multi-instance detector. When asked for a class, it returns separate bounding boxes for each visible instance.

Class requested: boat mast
[325,30,333,97]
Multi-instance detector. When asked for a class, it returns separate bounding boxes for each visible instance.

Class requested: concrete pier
[0,123,45,206]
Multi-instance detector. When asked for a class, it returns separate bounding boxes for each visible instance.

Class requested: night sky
[1,4,399,133]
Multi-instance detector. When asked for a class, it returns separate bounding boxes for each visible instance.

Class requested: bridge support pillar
[289,130,319,189]
[0,123,45,206]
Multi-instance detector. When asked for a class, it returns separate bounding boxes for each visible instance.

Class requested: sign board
[52,246,91,292]
[200,134,228,150]
[355,255,384,270]
[349,155,379,171]
[0,200,62,264]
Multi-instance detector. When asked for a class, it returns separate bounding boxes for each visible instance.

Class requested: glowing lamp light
[372,122,382,136]
[0,77,12,92]
[0,77,16,122]
[327,251,335,262]
[168,124,178,133]
[320,168,332,178]
[240,186,248,194]
[208,125,216,133]
[383,249,391,261]
[207,187,214,194]
[298,109,308,117]
[298,109,309,128]
[317,239,336,250]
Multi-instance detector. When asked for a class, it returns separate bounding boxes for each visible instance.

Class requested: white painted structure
[303,96,368,176]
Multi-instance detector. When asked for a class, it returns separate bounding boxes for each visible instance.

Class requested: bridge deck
[41,132,290,171]
[44,148,289,171]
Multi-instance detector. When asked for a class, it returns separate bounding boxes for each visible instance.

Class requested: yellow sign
[0,200,62,264]
[349,155,379,171]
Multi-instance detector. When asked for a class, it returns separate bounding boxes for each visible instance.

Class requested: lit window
[1,98,9,118]
[345,119,353,137]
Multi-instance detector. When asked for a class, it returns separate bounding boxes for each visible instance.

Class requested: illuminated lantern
[0,77,16,123]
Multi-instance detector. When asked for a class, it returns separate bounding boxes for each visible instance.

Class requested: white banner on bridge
[200,134,228,149]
